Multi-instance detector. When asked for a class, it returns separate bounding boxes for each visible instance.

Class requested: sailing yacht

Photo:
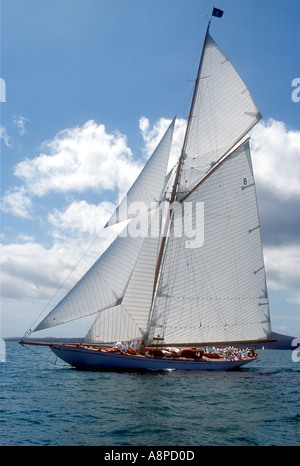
[20,9,274,370]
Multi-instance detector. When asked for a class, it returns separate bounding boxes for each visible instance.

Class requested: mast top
[211,7,224,21]
[207,7,224,33]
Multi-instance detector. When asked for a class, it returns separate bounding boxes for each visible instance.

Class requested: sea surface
[0,341,299,447]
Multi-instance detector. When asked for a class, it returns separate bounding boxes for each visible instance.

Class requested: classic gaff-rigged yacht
[20,9,275,370]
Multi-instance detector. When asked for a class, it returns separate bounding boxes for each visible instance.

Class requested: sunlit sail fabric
[149,141,271,345]
[178,34,261,197]
[34,225,147,331]
[84,210,162,343]
[84,305,143,344]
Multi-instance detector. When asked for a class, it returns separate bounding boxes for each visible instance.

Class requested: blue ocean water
[0,341,299,446]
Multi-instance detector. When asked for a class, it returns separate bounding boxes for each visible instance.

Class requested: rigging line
[20,341,58,364]
[150,21,212,318]
[98,213,161,344]
[151,43,198,126]
[177,22,211,185]
[208,156,245,315]
[200,53,219,158]
[147,216,172,342]
[185,176,234,327]
[218,167,241,316]
[172,28,207,125]
[25,230,113,337]
[224,149,262,309]
[247,144,269,294]
[182,243,200,340]
[195,245,225,326]
[121,304,145,338]
[179,137,251,203]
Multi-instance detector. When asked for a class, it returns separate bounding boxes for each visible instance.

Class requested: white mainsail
[177,33,262,198]
[149,140,271,345]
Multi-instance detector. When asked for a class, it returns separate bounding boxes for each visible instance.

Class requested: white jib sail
[178,33,262,198]
[33,121,175,333]
[149,140,271,345]
[105,117,175,227]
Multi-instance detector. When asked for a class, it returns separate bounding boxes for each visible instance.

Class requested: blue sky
[1,0,300,339]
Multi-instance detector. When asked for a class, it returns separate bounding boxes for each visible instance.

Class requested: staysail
[84,209,161,344]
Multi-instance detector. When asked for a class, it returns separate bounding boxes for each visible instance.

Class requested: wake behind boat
[20,8,275,371]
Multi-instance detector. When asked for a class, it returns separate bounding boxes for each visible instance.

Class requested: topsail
[177,33,261,198]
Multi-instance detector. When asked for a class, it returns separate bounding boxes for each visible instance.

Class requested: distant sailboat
[20,9,275,370]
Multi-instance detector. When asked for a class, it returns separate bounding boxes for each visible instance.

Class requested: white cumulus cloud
[13,115,31,136]
[48,200,115,238]
[264,244,300,305]
[139,116,187,169]
[251,119,300,199]
[2,186,33,218]
[0,126,12,147]
[14,120,142,197]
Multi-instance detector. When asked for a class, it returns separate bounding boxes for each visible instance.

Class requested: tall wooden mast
[148,20,212,335]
